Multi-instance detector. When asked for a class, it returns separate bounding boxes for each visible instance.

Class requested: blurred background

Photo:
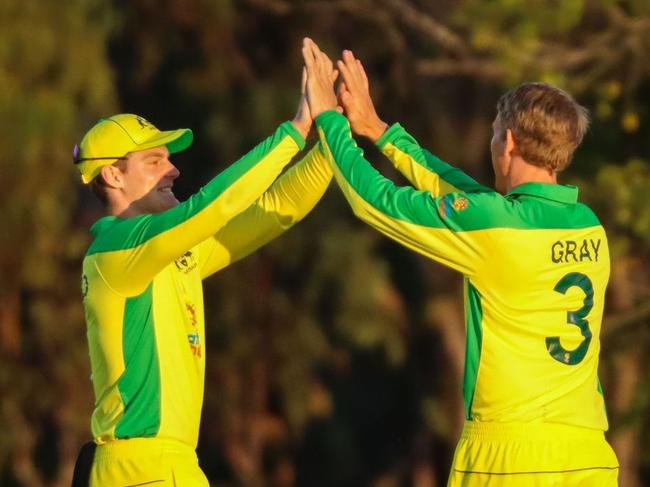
[1,0,650,486]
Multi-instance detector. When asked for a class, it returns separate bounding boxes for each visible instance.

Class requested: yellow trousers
[90,437,209,487]
[447,421,619,487]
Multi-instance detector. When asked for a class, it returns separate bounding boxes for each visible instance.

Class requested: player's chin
[156,193,180,213]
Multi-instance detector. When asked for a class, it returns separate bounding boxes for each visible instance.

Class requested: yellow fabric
[90,438,209,487]
[381,141,462,195]
[448,421,618,486]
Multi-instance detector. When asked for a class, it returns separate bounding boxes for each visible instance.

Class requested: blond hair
[496,83,589,172]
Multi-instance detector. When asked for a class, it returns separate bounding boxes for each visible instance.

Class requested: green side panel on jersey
[598,378,608,417]
[463,280,483,420]
[88,122,301,255]
[115,283,161,438]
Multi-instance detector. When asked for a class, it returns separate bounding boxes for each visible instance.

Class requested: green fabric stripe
[115,283,161,438]
[316,111,601,232]
[375,122,404,149]
[87,121,299,255]
[378,123,492,193]
[598,378,609,417]
[282,121,306,151]
[463,279,483,420]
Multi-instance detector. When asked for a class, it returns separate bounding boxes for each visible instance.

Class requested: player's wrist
[362,119,388,143]
[311,104,337,119]
[291,118,311,140]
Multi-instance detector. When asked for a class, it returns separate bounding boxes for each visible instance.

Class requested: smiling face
[120,146,180,215]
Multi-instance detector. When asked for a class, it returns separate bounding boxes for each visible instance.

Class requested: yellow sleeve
[195,143,332,279]
[88,122,305,296]
[376,123,492,195]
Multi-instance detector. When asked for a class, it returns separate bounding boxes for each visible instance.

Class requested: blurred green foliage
[1,1,649,486]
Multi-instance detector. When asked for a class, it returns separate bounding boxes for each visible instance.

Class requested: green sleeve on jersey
[376,123,492,195]
[88,121,304,295]
[196,142,332,279]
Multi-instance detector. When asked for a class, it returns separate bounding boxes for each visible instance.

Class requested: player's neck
[106,198,144,219]
[507,157,557,193]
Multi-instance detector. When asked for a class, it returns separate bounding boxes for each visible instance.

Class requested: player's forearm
[94,121,304,295]
[377,123,490,195]
[197,143,332,278]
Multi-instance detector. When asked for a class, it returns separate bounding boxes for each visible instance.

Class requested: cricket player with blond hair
[301,37,619,486]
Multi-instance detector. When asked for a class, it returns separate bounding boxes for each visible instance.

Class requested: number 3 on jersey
[546,272,593,365]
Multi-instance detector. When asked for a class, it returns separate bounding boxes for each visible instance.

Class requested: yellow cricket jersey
[82,121,332,448]
[317,111,610,431]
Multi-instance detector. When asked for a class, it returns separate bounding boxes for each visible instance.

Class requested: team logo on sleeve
[439,195,469,217]
[188,332,202,357]
[81,275,89,298]
[186,302,197,327]
[451,196,469,211]
[174,251,197,273]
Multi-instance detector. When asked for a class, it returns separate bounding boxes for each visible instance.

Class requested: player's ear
[100,164,125,189]
[505,128,517,157]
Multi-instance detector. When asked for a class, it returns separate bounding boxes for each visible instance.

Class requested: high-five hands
[302,38,387,142]
[336,50,388,142]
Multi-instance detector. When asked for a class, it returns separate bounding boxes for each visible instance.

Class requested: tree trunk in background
[0,290,21,356]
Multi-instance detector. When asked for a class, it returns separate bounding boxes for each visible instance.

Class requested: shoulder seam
[91,256,128,298]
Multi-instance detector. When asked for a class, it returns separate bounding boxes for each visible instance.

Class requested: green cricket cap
[73,114,193,184]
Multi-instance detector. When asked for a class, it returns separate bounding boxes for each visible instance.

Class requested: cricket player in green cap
[71,68,336,486]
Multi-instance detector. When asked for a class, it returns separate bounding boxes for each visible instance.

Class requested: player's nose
[165,160,180,179]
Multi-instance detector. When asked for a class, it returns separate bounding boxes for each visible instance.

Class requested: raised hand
[292,67,312,139]
[302,38,338,118]
[336,50,388,142]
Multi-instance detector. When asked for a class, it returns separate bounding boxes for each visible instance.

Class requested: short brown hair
[89,159,127,207]
[496,82,589,172]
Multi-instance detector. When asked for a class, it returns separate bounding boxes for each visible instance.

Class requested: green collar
[507,182,578,204]
[90,215,121,236]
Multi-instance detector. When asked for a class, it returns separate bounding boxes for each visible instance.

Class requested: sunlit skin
[100,146,181,218]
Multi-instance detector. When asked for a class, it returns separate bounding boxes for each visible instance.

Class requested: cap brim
[137,128,193,154]
[79,128,193,184]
